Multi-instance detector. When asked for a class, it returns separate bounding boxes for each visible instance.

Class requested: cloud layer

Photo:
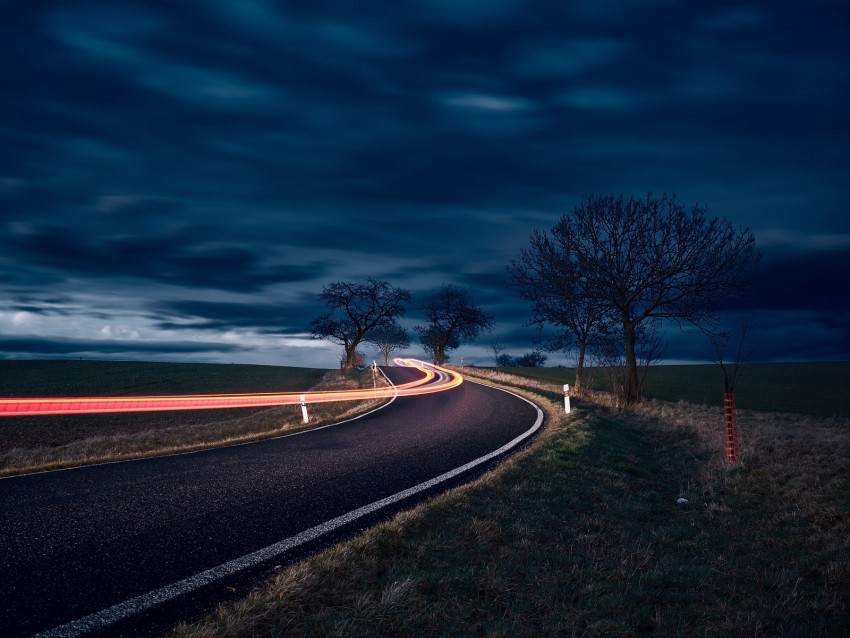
[1,1,848,367]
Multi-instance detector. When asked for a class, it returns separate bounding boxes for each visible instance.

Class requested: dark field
[0,359,327,398]
[493,361,850,418]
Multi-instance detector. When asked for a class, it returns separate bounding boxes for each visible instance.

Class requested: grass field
[491,361,850,418]
[173,365,850,637]
[0,360,387,476]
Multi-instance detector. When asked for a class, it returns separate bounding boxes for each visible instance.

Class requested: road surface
[0,366,542,636]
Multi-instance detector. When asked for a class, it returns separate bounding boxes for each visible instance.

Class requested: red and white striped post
[724,390,739,464]
[564,384,571,413]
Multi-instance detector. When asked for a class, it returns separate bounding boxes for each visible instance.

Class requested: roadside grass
[171,370,850,637]
[490,361,850,417]
[0,362,389,477]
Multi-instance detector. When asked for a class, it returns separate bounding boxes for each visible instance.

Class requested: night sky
[1,1,848,368]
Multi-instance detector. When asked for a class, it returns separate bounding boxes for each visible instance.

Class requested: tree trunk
[575,341,586,394]
[623,320,640,405]
[344,346,357,370]
[436,345,445,365]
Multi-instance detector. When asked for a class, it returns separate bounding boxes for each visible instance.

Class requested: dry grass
[0,369,390,477]
[171,368,850,637]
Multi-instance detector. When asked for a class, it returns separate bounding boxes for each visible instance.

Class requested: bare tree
[366,321,411,365]
[415,284,494,365]
[509,226,614,394]
[515,193,759,405]
[490,334,505,366]
[709,322,757,464]
[310,278,411,370]
[711,323,756,394]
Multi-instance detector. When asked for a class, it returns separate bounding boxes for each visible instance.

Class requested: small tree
[366,321,411,366]
[710,322,756,464]
[310,278,411,370]
[490,334,506,366]
[415,284,494,365]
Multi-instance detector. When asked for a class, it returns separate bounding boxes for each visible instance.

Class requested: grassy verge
[0,362,389,477]
[172,370,850,637]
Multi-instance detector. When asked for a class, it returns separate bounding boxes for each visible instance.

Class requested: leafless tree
[366,321,410,366]
[415,284,493,365]
[490,334,505,366]
[509,227,614,394]
[311,278,411,370]
[711,322,757,395]
[513,193,759,405]
[709,322,757,464]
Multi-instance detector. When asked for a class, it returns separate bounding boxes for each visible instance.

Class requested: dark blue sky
[1,1,848,368]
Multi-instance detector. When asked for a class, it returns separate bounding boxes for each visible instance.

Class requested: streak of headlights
[0,359,463,417]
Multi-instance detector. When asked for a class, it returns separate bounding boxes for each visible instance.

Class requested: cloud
[699,7,769,32]
[736,248,850,313]
[443,93,533,113]
[415,0,523,26]
[559,87,652,111]
[2,223,327,292]
[45,4,280,111]
[756,230,850,253]
[153,299,320,334]
[745,311,850,362]
[513,38,628,77]
[11,312,34,327]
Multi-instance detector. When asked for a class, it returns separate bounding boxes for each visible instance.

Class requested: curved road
[0,366,542,637]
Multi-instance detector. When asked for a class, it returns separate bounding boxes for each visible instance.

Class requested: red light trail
[0,359,463,417]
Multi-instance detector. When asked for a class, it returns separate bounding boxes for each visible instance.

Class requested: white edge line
[35,378,543,638]
[2,368,401,481]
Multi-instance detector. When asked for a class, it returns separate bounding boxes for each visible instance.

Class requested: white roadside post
[299,394,308,423]
[563,384,571,414]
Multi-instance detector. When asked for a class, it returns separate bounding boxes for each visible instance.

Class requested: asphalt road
[0,366,542,637]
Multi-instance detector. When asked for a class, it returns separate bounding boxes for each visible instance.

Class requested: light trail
[0,359,463,417]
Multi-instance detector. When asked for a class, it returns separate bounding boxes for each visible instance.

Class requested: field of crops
[489,361,850,418]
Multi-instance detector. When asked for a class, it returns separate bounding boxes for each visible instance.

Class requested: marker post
[299,394,308,423]
[564,384,571,414]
